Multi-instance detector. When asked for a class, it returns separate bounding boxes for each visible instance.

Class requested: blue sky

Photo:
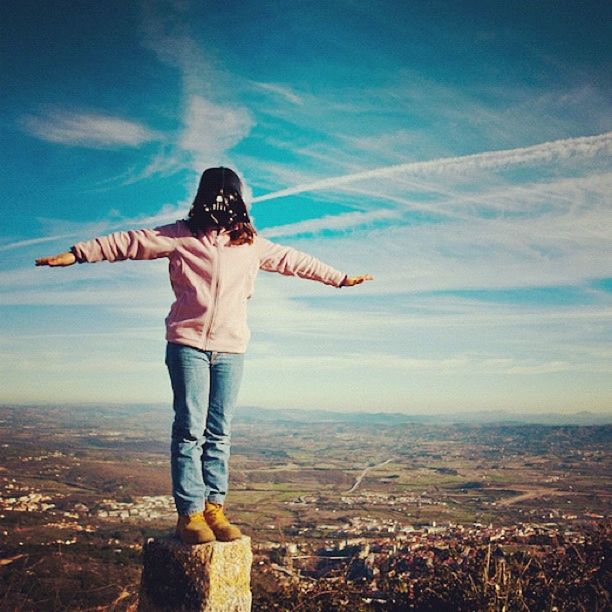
[1,0,611,413]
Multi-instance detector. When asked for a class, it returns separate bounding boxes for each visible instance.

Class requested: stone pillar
[138,535,252,612]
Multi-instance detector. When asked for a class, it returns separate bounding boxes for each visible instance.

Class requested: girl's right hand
[341,274,374,287]
[35,252,77,267]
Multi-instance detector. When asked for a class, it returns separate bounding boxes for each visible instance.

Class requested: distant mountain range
[233,406,612,426]
[3,403,610,426]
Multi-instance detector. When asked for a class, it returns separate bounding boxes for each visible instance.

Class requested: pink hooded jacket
[71,220,346,353]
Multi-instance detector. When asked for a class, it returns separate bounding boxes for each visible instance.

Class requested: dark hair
[226,222,257,245]
[186,167,256,245]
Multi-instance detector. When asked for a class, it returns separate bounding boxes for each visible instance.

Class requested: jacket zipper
[204,234,222,347]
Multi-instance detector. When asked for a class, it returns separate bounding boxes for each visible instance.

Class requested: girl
[35,167,372,544]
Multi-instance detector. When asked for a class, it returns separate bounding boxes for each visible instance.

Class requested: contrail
[252,131,612,203]
[0,233,80,252]
[6,131,610,253]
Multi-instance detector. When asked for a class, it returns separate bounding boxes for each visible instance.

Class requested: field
[0,404,610,610]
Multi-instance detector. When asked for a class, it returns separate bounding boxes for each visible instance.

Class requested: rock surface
[138,535,252,612]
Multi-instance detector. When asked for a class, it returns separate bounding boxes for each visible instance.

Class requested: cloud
[115,147,189,186]
[180,95,254,170]
[305,73,612,155]
[246,352,605,376]
[252,131,612,203]
[291,205,612,296]
[330,171,612,228]
[13,0,256,195]
[5,132,610,286]
[139,0,218,98]
[250,81,304,105]
[0,201,192,253]
[21,109,161,148]
[139,3,256,176]
[261,209,401,238]
[0,233,81,252]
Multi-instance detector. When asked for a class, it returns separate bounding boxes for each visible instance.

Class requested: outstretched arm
[34,223,179,267]
[255,236,373,288]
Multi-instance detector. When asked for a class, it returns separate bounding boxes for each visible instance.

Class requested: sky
[1,0,611,414]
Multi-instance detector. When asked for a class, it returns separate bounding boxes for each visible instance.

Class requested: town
[0,404,609,610]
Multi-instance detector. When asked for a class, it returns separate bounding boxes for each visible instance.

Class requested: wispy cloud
[5,132,610,263]
[247,352,608,376]
[117,147,189,186]
[15,0,257,192]
[0,233,81,252]
[140,1,254,175]
[180,95,254,170]
[252,131,612,203]
[250,81,304,105]
[0,202,190,253]
[308,74,612,154]
[21,109,161,148]
[139,0,217,98]
[261,209,401,238]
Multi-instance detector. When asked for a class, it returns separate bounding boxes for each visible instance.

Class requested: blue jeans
[165,342,244,515]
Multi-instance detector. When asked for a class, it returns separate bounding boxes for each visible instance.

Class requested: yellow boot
[204,501,242,542]
[175,511,215,544]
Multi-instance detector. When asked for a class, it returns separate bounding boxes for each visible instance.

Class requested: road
[345,458,394,493]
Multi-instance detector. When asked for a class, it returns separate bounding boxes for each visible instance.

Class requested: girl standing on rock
[36,167,372,544]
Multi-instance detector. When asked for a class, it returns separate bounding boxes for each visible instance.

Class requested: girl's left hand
[341,274,374,287]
